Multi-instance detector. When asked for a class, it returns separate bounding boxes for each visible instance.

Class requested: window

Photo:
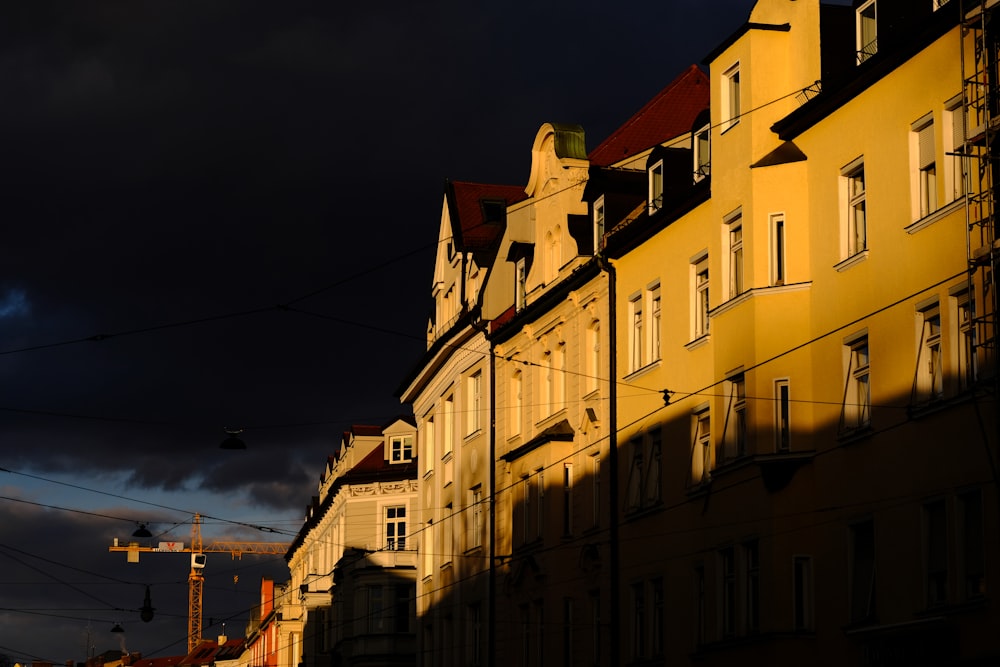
[534,599,545,666]
[394,584,411,633]
[443,394,455,456]
[650,578,664,656]
[933,0,952,9]
[629,294,644,372]
[593,195,606,253]
[423,415,435,469]
[562,597,574,667]
[631,582,646,658]
[443,503,454,566]
[956,290,978,390]
[648,159,664,213]
[510,369,523,436]
[744,540,760,633]
[723,63,741,131]
[693,254,710,338]
[516,257,527,312]
[520,604,531,667]
[774,379,791,452]
[945,96,966,202]
[849,519,876,623]
[720,547,736,638]
[367,585,386,633]
[644,428,662,506]
[651,286,661,362]
[723,374,747,462]
[626,437,643,512]
[770,213,786,286]
[562,463,573,535]
[586,321,600,394]
[467,603,482,666]
[915,303,943,404]
[691,408,711,484]
[695,565,706,646]
[841,334,871,434]
[913,114,937,218]
[726,210,744,298]
[536,469,545,541]
[554,341,566,410]
[958,489,985,599]
[390,435,414,463]
[591,454,601,528]
[519,476,531,545]
[924,499,948,606]
[694,123,711,181]
[793,556,814,631]
[469,486,483,550]
[385,505,407,550]
[856,0,877,64]
[590,590,601,666]
[467,370,482,434]
[541,348,553,416]
[842,158,867,258]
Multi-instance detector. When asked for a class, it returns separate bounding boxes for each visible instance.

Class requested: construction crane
[109,513,291,653]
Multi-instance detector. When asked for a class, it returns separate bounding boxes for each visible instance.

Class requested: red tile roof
[588,65,710,167]
[448,180,527,251]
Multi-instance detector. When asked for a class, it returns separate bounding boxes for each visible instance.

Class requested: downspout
[598,255,620,664]
[471,314,497,667]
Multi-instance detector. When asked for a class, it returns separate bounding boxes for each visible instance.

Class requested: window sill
[423,469,434,481]
[835,249,869,272]
[624,501,664,521]
[463,429,483,444]
[685,334,711,351]
[905,198,963,235]
[837,425,873,444]
[721,119,740,135]
[624,359,661,382]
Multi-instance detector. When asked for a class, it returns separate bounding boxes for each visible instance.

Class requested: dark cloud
[0,0,756,660]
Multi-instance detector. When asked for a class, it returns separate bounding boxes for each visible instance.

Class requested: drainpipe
[471,314,497,667]
[598,255,620,665]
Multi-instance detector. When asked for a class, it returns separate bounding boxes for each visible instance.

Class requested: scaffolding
[961,0,1000,389]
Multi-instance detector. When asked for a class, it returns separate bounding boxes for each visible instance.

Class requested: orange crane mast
[109,513,291,653]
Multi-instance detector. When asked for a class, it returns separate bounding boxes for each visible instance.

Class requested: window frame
[384,504,408,551]
[774,378,791,452]
[841,332,872,435]
[842,157,867,259]
[725,209,744,299]
[856,0,877,64]
[692,253,710,339]
[722,63,741,131]
[593,195,606,253]
[694,123,711,181]
[770,212,786,286]
[912,113,937,219]
[390,434,414,463]
[629,293,644,372]
[915,302,943,404]
[648,160,664,214]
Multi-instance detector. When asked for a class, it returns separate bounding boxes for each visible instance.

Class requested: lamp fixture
[132,524,152,538]
[111,622,124,633]
[220,427,246,450]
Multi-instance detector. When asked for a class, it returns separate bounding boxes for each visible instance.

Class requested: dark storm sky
[0,0,757,661]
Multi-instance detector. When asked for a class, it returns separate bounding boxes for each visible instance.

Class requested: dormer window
[648,160,664,214]
[694,124,711,182]
[857,0,877,64]
[390,435,414,463]
[593,195,606,253]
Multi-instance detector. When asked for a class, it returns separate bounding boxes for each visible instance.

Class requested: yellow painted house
[604,0,998,664]
[395,0,999,665]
